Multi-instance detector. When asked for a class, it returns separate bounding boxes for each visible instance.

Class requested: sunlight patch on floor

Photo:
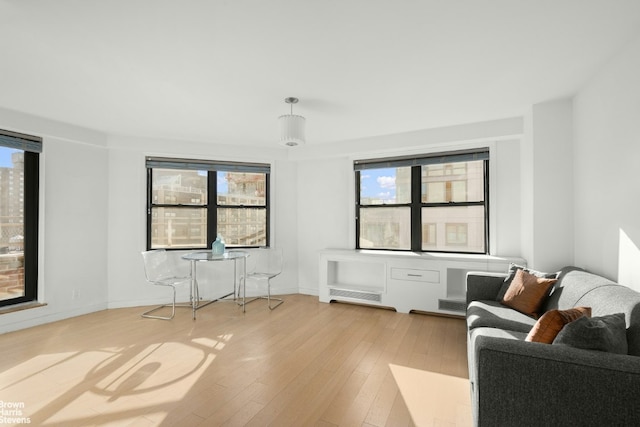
[192,334,231,350]
[0,337,227,426]
[389,363,472,427]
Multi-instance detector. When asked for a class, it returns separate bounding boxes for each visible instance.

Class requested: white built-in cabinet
[319,249,525,316]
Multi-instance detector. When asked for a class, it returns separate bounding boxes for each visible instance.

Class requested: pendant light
[278,97,305,146]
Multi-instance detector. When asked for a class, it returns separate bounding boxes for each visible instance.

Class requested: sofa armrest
[473,336,640,426]
[466,272,507,305]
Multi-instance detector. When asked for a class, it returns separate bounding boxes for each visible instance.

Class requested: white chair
[243,247,284,310]
[141,249,192,320]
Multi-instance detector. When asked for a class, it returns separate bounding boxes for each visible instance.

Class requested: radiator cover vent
[329,288,382,302]
[438,299,466,313]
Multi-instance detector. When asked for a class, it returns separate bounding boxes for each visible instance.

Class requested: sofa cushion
[469,325,528,342]
[467,300,537,333]
[525,307,591,343]
[497,263,559,301]
[553,313,628,355]
[562,279,640,357]
[543,267,614,311]
[500,269,557,317]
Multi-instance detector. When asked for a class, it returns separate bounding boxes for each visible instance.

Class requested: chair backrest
[247,248,283,276]
[141,249,184,282]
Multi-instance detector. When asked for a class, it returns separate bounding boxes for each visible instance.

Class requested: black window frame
[355,148,489,254]
[0,130,41,308]
[146,157,270,251]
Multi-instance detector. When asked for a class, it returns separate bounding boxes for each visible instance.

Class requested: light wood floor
[0,295,469,426]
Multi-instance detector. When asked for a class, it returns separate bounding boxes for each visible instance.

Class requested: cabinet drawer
[390,268,440,283]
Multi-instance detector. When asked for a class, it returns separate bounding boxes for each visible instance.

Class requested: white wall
[270,158,300,295]
[492,138,521,256]
[521,99,574,272]
[0,109,109,333]
[574,32,640,289]
[43,138,109,310]
[296,157,353,294]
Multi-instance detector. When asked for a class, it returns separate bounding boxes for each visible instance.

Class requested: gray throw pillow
[553,313,628,354]
[496,264,559,302]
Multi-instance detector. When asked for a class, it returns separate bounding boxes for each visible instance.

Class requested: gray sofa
[466,266,640,426]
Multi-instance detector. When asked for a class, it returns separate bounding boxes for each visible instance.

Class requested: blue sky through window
[360,168,397,203]
[0,147,18,167]
[216,171,229,194]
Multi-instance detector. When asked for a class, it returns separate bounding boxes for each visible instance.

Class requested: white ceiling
[1,0,640,148]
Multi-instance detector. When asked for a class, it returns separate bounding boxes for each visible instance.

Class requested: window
[423,223,437,248]
[355,149,489,254]
[445,223,468,246]
[146,157,270,250]
[0,130,41,308]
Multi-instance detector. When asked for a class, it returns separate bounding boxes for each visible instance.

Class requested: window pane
[360,167,411,205]
[0,148,25,302]
[422,160,484,203]
[422,206,485,253]
[359,207,411,249]
[151,207,207,249]
[152,168,207,205]
[446,223,468,246]
[217,208,266,246]
[217,172,266,206]
[425,182,446,203]
[422,223,437,248]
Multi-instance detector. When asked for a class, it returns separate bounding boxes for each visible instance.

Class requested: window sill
[354,249,497,261]
[322,249,522,266]
[0,302,47,315]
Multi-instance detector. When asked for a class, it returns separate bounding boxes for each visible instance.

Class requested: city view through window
[0,147,25,302]
[358,159,487,253]
[150,168,268,249]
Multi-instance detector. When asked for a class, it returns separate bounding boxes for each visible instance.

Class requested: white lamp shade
[278,114,305,146]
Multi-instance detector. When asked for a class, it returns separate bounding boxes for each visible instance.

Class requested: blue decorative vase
[212,234,225,255]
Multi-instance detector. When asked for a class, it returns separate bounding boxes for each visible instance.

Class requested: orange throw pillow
[526,307,592,343]
[501,269,557,317]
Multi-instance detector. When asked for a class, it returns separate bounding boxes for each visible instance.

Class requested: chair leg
[266,279,284,310]
[239,278,283,310]
[142,286,176,320]
[141,304,175,320]
[141,286,191,320]
[237,285,260,307]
